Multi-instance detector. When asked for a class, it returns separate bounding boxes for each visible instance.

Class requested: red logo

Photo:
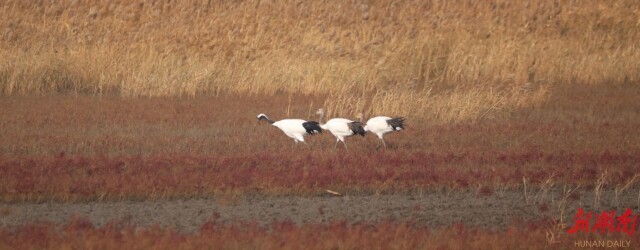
[568,208,638,236]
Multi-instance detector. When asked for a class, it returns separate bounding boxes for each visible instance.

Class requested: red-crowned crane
[357,113,405,148]
[257,113,322,148]
[315,108,365,149]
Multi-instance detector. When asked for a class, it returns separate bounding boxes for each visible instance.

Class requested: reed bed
[1,0,639,121]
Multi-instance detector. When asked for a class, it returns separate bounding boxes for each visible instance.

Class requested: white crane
[257,113,322,148]
[357,113,405,148]
[315,108,365,149]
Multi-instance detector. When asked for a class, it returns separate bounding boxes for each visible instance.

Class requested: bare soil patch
[2,188,638,233]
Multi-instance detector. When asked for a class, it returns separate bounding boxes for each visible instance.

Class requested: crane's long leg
[374,134,385,150]
[302,141,311,149]
[334,138,340,149]
[341,140,348,150]
[376,133,387,149]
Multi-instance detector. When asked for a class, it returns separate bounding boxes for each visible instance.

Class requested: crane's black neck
[259,116,275,124]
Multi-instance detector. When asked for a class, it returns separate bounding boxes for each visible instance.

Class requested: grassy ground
[0,82,638,201]
[3,218,638,250]
[1,1,639,248]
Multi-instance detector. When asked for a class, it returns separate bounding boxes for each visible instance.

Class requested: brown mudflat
[2,188,638,233]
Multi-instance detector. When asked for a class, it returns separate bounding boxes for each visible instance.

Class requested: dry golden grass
[1,0,639,122]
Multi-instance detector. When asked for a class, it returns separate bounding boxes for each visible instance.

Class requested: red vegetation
[0,150,637,201]
[0,85,639,201]
[3,218,635,250]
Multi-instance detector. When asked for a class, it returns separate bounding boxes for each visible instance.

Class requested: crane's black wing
[302,121,323,135]
[386,117,405,131]
[348,121,366,136]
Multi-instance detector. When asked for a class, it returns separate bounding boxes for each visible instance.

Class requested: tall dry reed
[1,0,638,121]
